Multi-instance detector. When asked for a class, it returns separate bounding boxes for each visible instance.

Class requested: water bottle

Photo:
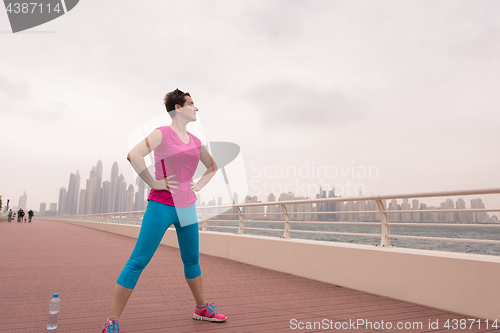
[46,293,60,330]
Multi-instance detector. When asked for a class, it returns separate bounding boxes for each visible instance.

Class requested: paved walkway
[0,219,495,332]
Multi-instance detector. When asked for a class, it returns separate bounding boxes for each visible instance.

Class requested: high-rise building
[471,198,488,222]
[101,180,111,213]
[134,176,146,211]
[388,199,399,221]
[64,170,80,215]
[338,200,346,222]
[439,198,454,222]
[401,198,411,222]
[58,187,66,215]
[420,203,428,222]
[109,162,119,213]
[428,206,439,222]
[78,189,86,215]
[117,174,127,212]
[126,184,135,212]
[84,167,98,214]
[327,188,338,222]
[266,192,277,220]
[39,202,46,216]
[18,191,27,211]
[315,186,327,221]
[244,195,265,219]
[412,199,420,222]
[94,160,103,213]
[456,198,466,222]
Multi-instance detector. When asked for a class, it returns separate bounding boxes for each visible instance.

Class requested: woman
[103,89,226,333]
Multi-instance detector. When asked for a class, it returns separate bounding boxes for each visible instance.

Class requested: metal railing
[54,187,500,248]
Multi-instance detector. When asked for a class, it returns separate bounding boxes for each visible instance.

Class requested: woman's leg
[174,206,205,306]
[186,275,206,307]
[108,201,176,319]
[109,284,134,320]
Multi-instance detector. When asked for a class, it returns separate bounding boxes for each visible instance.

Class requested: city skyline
[8,157,496,225]
[2,1,500,215]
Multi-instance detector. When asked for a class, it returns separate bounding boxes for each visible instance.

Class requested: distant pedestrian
[7,209,12,222]
[21,209,25,223]
[17,209,22,222]
[28,210,34,223]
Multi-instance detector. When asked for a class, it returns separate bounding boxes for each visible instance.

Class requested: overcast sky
[1,0,499,212]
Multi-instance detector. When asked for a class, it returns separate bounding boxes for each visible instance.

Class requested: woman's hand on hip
[152,174,179,193]
[190,179,202,192]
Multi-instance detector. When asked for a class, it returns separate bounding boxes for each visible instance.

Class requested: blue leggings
[117,200,201,289]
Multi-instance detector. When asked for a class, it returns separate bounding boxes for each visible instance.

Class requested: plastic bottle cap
[53,293,59,298]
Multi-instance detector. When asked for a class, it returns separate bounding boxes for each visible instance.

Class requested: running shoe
[193,302,227,322]
[102,317,120,333]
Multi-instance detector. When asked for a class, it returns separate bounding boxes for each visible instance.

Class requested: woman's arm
[191,145,218,192]
[127,129,179,192]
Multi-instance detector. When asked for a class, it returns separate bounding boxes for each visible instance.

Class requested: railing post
[281,204,291,238]
[200,208,208,231]
[236,206,244,234]
[375,199,390,246]
[107,213,111,224]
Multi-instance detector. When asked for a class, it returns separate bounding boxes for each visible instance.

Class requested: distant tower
[101,181,111,213]
[58,187,66,215]
[267,193,277,220]
[456,198,466,222]
[109,162,119,213]
[471,198,487,222]
[85,167,98,214]
[94,160,103,214]
[134,176,146,211]
[65,170,81,215]
[117,174,127,212]
[401,198,411,222]
[412,199,420,222]
[328,188,338,222]
[388,199,399,221]
[316,185,327,221]
[18,191,27,211]
[126,184,135,212]
[39,202,46,216]
[78,189,86,215]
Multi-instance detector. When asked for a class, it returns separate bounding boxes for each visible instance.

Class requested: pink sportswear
[147,126,202,207]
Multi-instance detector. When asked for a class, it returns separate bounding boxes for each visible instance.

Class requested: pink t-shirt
[147,126,202,207]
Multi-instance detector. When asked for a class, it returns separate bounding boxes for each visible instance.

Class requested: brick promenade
[0,219,495,332]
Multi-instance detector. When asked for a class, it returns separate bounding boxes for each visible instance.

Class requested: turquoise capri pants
[117,200,201,289]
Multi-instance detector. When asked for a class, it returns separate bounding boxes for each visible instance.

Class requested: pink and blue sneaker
[102,317,120,333]
[193,302,227,322]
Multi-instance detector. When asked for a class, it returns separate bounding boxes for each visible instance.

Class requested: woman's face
[178,95,198,122]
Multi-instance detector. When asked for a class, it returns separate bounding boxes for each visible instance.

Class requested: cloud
[243,78,365,129]
[238,0,306,45]
[0,76,70,121]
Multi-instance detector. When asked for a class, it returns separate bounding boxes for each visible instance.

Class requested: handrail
[52,187,500,250]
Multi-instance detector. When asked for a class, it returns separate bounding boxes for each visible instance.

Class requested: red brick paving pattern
[0,219,497,333]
